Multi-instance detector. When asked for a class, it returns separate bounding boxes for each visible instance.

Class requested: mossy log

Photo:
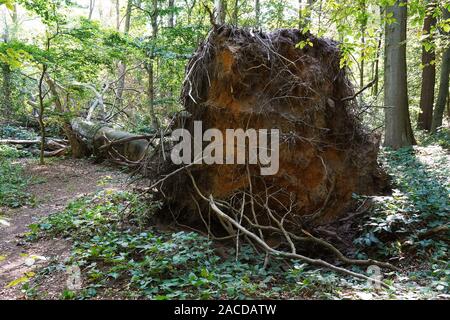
[70,117,151,162]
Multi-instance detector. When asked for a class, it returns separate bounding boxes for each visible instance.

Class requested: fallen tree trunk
[0,139,41,145]
[69,118,153,162]
[0,138,70,158]
[0,138,67,148]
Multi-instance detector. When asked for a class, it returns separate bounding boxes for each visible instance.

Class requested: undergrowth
[416,127,450,150]
[355,145,449,294]
[24,189,368,300]
[0,125,37,140]
[21,141,450,300]
[0,145,32,208]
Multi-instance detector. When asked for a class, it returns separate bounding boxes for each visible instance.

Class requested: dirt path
[0,158,128,299]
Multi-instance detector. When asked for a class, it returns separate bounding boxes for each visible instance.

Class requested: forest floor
[0,158,128,299]
[0,130,449,300]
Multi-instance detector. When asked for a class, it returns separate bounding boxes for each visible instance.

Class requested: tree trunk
[417,0,437,131]
[306,0,314,25]
[447,89,450,120]
[168,0,174,28]
[431,7,450,133]
[371,7,383,96]
[359,0,367,91]
[146,0,159,130]
[383,0,415,148]
[232,0,238,26]
[88,0,95,20]
[70,118,152,162]
[146,62,159,130]
[1,63,12,121]
[115,0,120,30]
[255,0,260,27]
[214,0,226,25]
[115,0,132,109]
[38,65,47,165]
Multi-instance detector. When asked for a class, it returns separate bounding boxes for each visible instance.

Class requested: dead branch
[208,195,390,289]
[341,78,377,102]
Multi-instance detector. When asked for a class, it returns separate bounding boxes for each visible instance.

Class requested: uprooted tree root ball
[143,26,394,283]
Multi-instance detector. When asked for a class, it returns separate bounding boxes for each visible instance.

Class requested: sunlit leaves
[0,47,30,68]
[0,0,14,10]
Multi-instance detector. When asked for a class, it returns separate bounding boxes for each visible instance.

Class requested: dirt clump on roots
[148,26,388,238]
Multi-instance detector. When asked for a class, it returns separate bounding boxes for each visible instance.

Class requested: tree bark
[383,0,415,148]
[417,0,437,131]
[1,63,12,121]
[431,7,450,133]
[232,0,238,26]
[70,118,152,162]
[371,7,383,96]
[146,0,159,130]
[38,65,47,165]
[359,0,367,91]
[115,0,120,31]
[88,0,95,20]
[255,0,260,27]
[115,0,132,109]
[168,0,175,28]
[214,0,226,25]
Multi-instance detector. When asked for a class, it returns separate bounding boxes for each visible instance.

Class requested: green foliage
[0,145,31,207]
[417,128,450,150]
[27,189,357,299]
[27,190,152,239]
[0,0,14,10]
[18,0,67,25]
[0,124,37,140]
[354,146,449,293]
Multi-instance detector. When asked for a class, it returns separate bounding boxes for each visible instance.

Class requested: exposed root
[183,169,395,288]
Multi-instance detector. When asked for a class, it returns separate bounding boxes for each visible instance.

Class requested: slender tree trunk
[38,65,47,165]
[168,0,175,28]
[88,0,95,20]
[255,0,260,27]
[115,0,120,30]
[447,89,450,120]
[215,0,226,25]
[417,0,437,131]
[359,0,367,90]
[306,0,314,25]
[146,0,159,130]
[1,63,12,121]
[232,0,238,26]
[371,34,382,96]
[431,7,450,132]
[383,0,415,148]
[123,0,132,32]
[298,0,302,29]
[146,62,158,129]
[116,0,132,109]
[371,7,383,96]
